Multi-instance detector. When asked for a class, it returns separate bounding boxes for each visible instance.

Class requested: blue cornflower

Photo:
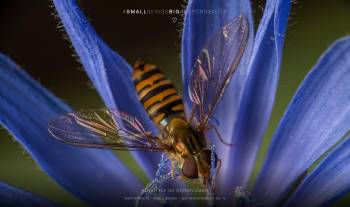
[1,0,350,206]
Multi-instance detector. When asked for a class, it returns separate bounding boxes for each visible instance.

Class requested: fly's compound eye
[199,149,218,168]
[182,157,199,179]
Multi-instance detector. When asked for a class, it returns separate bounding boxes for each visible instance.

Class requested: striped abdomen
[132,60,185,127]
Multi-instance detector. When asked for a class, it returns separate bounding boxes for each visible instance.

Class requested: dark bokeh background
[0,0,349,206]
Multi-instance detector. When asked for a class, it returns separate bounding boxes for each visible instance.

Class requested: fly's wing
[188,15,249,129]
[48,109,164,152]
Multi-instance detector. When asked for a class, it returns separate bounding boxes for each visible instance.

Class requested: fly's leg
[207,125,233,147]
[216,159,222,175]
[213,125,233,147]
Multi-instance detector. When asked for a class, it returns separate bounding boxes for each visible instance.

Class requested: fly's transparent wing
[188,15,249,129]
[48,109,164,151]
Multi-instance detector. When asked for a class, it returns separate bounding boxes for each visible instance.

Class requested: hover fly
[48,15,249,186]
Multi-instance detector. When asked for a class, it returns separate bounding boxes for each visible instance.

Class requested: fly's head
[181,149,218,186]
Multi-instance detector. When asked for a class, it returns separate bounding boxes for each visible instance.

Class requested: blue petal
[253,36,350,206]
[181,0,255,194]
[52,0,160,178]
[0,54,143,206]
[182,0,254,115]
[217,0,291,193]
[0,181,59,207]
[284,137,350,207]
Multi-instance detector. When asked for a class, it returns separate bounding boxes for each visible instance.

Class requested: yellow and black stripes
[132,60,184,127]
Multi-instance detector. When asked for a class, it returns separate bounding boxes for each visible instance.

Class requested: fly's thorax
[132,60,185,128]
[166,117,206,157]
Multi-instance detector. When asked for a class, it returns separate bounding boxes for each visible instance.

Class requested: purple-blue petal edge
[254,36,350,206]
[0,181,59,207]
[217,0,291,194]
[52,0,161,178]
[0,53,143,206]
[284,137,350,207]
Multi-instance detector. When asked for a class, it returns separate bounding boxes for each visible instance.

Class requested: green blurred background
[0,0,350,206]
